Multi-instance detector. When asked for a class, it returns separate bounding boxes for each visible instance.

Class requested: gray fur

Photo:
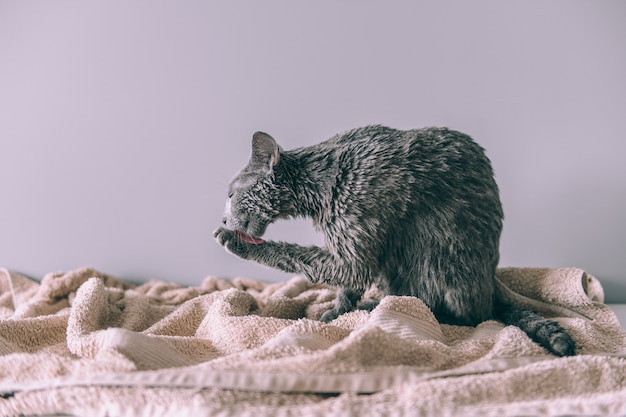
[214,125,575,356]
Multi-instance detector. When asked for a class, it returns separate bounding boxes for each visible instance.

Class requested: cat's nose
[222,217,227,225]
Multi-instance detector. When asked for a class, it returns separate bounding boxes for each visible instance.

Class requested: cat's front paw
[213,227,233,246]
[213,227,252,259]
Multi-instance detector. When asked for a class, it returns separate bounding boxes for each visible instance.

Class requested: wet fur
[214,125,575,356]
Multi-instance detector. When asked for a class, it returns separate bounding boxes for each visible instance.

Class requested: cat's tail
[494,301,576,357]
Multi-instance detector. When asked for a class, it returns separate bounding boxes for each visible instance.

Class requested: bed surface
[1,267,625,417]
[609,304,626,329]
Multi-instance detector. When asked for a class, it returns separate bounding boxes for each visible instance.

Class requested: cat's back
[321,125,408,156]
[313,125,501,227]
[319,125,491,175]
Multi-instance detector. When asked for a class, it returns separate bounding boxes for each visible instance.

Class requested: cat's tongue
[234,230,265,245]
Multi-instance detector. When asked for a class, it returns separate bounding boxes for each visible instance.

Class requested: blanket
[0,266,625,416]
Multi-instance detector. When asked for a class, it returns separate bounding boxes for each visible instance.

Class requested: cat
[214,125,575,356]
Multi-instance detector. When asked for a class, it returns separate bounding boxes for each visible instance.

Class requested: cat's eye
[228,191,234,199]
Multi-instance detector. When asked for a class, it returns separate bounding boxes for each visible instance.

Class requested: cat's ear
[251,131,280,172]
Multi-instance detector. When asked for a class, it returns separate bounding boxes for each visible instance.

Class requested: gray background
[1,1,625,302]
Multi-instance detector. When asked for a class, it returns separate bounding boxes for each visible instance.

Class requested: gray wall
[1,1,625,302]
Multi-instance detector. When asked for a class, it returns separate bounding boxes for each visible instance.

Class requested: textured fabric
[0,266,625,416]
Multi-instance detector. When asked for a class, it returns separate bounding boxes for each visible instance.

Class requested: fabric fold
[0,266,625,417]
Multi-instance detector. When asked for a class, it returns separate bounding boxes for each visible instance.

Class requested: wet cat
[214,125,575,356]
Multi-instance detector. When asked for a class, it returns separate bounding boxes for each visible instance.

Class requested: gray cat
[214,125,575,356]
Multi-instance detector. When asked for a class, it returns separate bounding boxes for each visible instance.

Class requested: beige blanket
[0,266,625,416]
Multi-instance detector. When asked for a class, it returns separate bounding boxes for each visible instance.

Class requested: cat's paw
[213,227,252,259]
[213,227,232,246]
[319,307,341,323]
[357,299,380,312]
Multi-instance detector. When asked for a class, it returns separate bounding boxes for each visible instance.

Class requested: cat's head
[222,131,285,241]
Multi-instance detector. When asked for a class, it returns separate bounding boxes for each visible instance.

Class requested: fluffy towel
[0,266,624,416]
